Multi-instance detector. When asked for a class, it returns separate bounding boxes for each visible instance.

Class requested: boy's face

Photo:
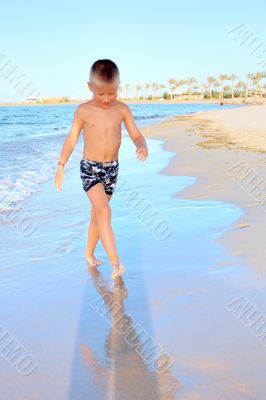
[88,76,119,108]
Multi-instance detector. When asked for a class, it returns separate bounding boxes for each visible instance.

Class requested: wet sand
[1,109,266,398]
[142,104,266,276]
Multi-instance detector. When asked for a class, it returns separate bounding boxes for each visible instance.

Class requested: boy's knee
[90,207,96,217]
[95,204,111,217]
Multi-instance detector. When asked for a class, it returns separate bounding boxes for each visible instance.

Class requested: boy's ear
[87,82,93,92]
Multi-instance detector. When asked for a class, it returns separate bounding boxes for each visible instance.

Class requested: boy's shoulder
[75,100,91,112]
[76,99,123,109]
[116,100,128,108]
[117,101,128,107]
[116,101,131,115]
[74,100,129,116]
[73,101,93,119]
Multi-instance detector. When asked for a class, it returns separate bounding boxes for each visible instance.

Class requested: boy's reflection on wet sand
[81,268,180,399]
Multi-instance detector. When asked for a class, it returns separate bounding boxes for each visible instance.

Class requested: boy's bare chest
[83,111,123,135]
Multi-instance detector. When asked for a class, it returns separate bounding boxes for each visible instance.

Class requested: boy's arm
[122,105,148,161]
[56,106,84,170]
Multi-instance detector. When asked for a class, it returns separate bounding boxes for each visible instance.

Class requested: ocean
[0,102,240,222]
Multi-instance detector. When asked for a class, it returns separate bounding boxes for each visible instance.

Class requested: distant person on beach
[252,90,256,104]
[54,59,148,279]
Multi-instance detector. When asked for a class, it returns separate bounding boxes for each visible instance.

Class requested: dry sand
[142,104,266,276]
[192,104,266,153]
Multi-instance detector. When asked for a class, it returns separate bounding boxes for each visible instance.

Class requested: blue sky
[0,0,265,101]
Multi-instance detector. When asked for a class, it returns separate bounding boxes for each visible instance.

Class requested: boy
[54,59,148,279]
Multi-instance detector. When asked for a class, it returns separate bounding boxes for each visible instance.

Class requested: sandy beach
[142,104,266,276]
[1,97,264,108]
[1,102,266,399]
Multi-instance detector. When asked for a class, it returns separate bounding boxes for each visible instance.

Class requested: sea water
[0,102,240,222]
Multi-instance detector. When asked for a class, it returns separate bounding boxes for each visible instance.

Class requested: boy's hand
[54,169,64,191]
[136,146,148,161]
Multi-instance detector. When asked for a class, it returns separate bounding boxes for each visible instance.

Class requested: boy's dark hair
[89,59,120,83]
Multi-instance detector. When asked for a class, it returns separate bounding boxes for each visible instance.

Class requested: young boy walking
[54,59,148,279]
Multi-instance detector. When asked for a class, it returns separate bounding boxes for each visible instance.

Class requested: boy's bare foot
[111,260,125,279]
[85,252,104,268]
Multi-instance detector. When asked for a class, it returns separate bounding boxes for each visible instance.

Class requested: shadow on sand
[67,267,180,399]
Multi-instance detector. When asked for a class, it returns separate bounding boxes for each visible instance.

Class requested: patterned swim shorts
[80,158,119,195]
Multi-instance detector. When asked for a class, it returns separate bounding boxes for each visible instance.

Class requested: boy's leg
[85,194,112,264]
[86,183,122,274]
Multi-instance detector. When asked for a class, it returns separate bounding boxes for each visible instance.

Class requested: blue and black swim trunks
[80,158,119,195]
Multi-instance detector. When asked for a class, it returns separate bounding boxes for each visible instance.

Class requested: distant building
[25,97,43,103]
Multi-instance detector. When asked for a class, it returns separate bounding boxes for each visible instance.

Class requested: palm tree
[201,82,209,98]
[152,82,159,99]
[219,74,228,100]
[263,82,266,96]
[254,72,265,97]
[207,76,216,99]
[159,84,166,98]
[214,81,221,98]
[245,73,253,99]
[235,81,245,99]
[139,84,144,98]
[145,83,150,99]
[242,82,248,101]
[228,73,238,98]
[168,78,176,100]
[192,84,200,99]
[224,85,231,97]
[118,86,123,100]
[247,73,255,91]
[174,81,181,100]
[187,77,197,100]
[175,79,186,100]
[125,84,130,99]
[135,84,142,99]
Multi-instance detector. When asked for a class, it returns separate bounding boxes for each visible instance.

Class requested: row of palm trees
[118,83,167,100]
[118,72,266,100]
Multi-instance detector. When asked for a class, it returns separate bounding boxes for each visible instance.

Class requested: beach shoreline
[142,104,266,276]
[0,97,264,107]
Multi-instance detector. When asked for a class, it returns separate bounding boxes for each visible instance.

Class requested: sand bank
[142,104,266,275]
[1,97,264,107]
[190,104,266,153]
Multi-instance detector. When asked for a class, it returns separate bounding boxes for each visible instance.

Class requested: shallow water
[0,102,240,220]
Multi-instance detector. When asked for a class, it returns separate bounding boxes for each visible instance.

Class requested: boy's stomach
[82,132,122,162]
